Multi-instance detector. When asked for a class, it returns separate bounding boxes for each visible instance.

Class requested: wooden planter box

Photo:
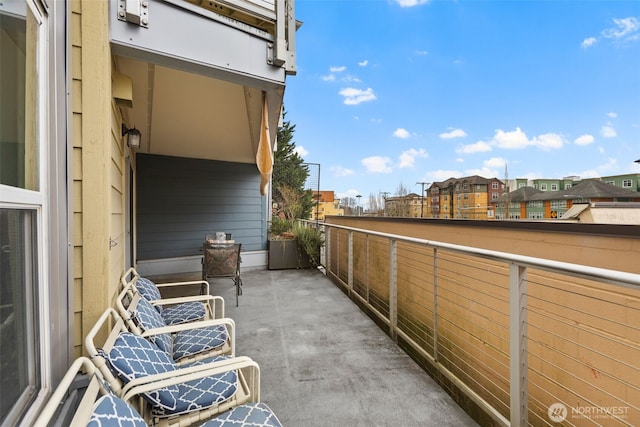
[268,239,312,270]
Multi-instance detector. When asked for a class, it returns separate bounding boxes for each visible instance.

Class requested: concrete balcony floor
[155,268,478,426]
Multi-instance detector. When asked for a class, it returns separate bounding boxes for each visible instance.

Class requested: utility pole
[381,191,390,216]
[416,181,430,218]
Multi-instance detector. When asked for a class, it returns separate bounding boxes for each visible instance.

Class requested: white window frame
[622,179,632,188]
[0,1,51,424]
[551,184,558,191]
[540,184,547,191]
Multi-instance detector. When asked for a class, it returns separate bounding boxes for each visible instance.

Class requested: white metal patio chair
[116,283,235,362]
[34,357,282,427]
[85,308,270,427]
[122,267,225,325]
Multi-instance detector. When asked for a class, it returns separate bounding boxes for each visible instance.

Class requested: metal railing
[317,222,640,426]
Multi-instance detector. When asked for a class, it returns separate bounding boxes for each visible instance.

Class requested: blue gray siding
[136,154,267,260]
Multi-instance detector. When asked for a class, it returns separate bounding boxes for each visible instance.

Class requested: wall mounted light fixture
[122,124,141,148]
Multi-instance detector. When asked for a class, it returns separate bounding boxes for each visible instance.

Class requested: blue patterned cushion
[86,394,147,427]
[151,369,238,417]
[132,297,172,355]
[201,403,282,427]
[172,325,228,361]
[107,332,178,412]
[135,277,163,312]
[161,302,207,325]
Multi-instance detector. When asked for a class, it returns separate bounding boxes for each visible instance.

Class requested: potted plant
[268,218,322,269]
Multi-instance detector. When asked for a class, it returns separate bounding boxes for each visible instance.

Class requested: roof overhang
[110,0,287,163]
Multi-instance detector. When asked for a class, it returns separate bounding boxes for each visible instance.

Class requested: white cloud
[426,170,462,182]
[465,167,500,178]
[484,157,507,169]
[330,65,346,73]
[342,75,362,83]
[456,158,465,163]
[398,148,428,168]
[598,146,605,154]
[393,128,411,139]
[602,17,640,41]
[358,60,368,67]
[601,125,617,138]
[607,112,618,118]
[489,128,565,150]
[583,17,640,48]
[414,50,429,56]
[339,87,377,105]
[362,156,393,173]
[330,165,355,177]
[574,134,595,146]
[456,141,492,154]
[321,74,336,82]
[492,127,530,149]
[440,128,467,139]
[294,145,308,157]
[534,133,565,151]
[393,0,430,7]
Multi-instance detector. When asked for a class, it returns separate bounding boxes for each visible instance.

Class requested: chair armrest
[121,356,260,402]
[140,317,236,356]
[149,294,225,319]
[156,279,210,295]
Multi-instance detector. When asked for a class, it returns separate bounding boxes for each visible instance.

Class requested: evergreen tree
[272,115,313,219]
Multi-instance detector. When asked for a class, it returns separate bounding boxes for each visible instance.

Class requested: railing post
[510,263,528,427]
[324,226,330,273]
[347,230,353,296]
[433,248,438,362]
[365,234,370,303]
[389,239,398,341]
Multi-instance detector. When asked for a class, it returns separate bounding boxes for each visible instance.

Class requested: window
[462,183,469,191]
[540,184,547,191]
[551,200,566,208]
[565,183,572,189]
[551,184,558,191]
[606,180,615,186]
[492,182,499,189]
[492,193,499,200]
[1,1,49,424]
[519,183,526,188]
[528,212,544,219]
[622,179,632,188]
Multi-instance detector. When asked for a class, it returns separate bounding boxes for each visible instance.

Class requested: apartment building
[494,179,640,220]
[426,176,503,219]
[310,190,344,221]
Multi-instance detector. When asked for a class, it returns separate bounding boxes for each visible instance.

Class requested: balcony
[196,269,479,426]
[155,217,640,426]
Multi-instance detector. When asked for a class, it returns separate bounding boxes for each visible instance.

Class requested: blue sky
[282,0,640,205]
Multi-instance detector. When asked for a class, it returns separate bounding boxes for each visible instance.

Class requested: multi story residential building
[426,176,503,219]
[310,190,344,221]
[493,179,640,220]
[384,193,422,217]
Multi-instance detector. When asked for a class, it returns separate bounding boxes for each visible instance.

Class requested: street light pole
[356,194,362,216]
[416,181,430,218]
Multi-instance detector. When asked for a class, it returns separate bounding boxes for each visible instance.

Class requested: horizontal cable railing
[312,221,640,426]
